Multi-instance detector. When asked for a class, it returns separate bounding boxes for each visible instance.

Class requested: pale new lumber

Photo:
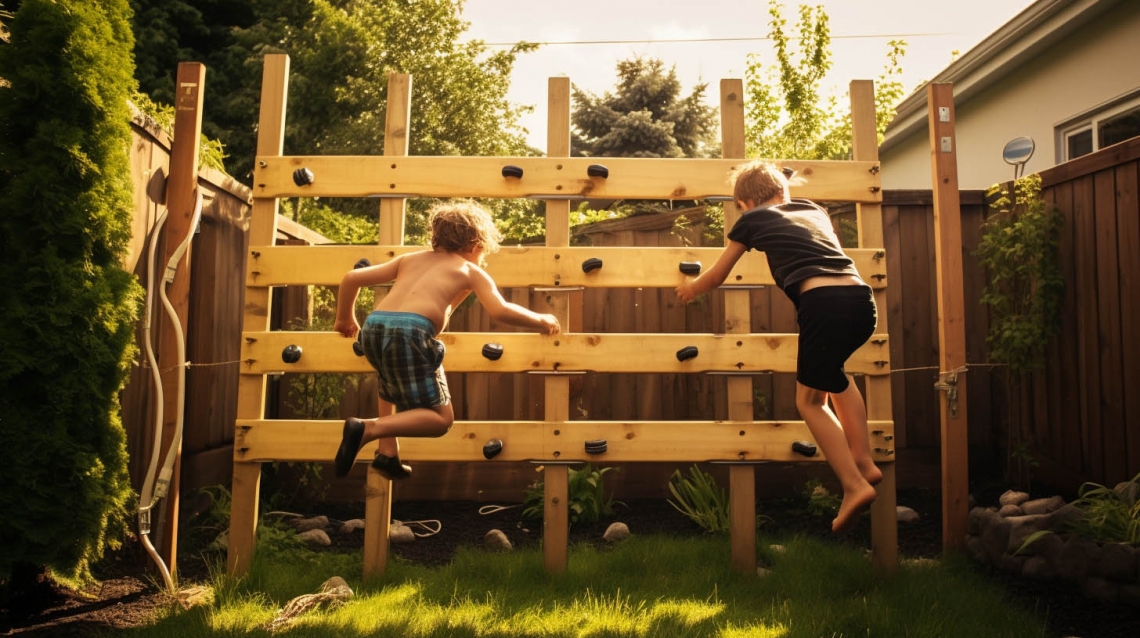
[244,245,888,289]
[239,331,892,375]
[252,156,882,202]
[233,419,896,464]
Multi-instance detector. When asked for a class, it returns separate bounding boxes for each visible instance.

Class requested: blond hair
[428,201,502,261]
[730,160,798,207]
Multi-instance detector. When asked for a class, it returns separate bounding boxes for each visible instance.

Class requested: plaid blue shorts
[360,311,450,411]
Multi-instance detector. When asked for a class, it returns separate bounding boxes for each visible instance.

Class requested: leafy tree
[0,0,142,586]
[745,0,906,160]
[572,57,717,159]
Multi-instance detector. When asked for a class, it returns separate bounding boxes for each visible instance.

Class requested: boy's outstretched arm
[676,240,747,303]
[469,265,561,334]
[333,256,403,338]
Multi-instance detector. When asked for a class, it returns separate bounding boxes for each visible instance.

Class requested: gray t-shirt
[726,198,859,302]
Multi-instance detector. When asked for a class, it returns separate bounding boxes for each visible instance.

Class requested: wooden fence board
[1093,170,1126,482]
[1073,175,1103,483]
[1115,162,1140,479]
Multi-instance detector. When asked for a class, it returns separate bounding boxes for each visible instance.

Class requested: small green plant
[667,466,730,533]
[522,465,622,527]
[802,478,840,518]
[1015,474,1140,554]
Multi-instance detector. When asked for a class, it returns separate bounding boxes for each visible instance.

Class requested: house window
[1059,95,1140,161]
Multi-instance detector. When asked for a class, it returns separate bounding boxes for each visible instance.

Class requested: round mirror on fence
[1002,136,1035,179]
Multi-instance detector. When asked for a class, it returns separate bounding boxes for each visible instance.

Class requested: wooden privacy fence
[227,54,897,578]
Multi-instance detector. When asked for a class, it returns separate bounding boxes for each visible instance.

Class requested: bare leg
[360,402,454,452]
[829,376,881,486]
[796,382,876,532]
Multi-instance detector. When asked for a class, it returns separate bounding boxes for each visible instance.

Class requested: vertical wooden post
[363,73,412,579]
[850,79,898,574]
[229,54,289,576]
[152,61,206,578]
[927,83,970,553]
[719,79,757,573]
[543,76,572,573]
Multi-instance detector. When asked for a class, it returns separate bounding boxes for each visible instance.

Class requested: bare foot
[859,461,883,487]
[831,483,878,533]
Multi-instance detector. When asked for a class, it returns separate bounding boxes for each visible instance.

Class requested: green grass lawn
[121,533,1049,637]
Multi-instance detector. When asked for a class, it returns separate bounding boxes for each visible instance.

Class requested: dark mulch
[3,485,1138,637]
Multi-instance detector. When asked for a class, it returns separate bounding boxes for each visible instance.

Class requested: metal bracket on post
[934,367,965,418]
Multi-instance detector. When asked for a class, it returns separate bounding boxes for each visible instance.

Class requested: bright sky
[461,0,1039,149]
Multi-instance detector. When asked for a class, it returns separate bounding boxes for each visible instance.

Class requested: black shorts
[795,285,877,393]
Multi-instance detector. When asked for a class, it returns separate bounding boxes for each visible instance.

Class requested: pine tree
[0,0,142,584]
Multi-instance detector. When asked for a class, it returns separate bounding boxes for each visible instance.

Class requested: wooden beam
[927,83,970,554]
[378,73,411,245]
[851,79,898,574]
[228,53,288,576]
[234,419,896,463]
[244,245,888,289]
[239,331,892,375]
[252,156,882,202]
[153,61,206,578]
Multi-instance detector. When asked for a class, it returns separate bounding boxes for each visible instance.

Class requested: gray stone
[756,567,773,577]
[1022,556,1057,580]
[484,529,513,551]
[1034,532,1065,562]
[1119,584,1140,608]
[390,522,415,544]
[998,504,1024,518]
[1006,514,1052,554]
[1082,576,1118,604]
[981,515,1012,562]
[293,516,329,532]
[1047,503,1083,530]
[966,536,987,562]
[297,529,331,546]
[1021,495,1065,516]
[999,490,1030,507]
[896,506,920,524]
[967,507,990,535]
[1096,542,1138,582]
[1000,554,1026,573]
[603,522,630,543]
[1057,537,1099,581]
[768,544,787,554]
[1114,481,1139,507]
[339,519,365,534]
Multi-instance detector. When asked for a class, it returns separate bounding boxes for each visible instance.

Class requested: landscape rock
[340,519,365,534]
[1022,556,1057,580]
[1082,576,1118,604]
[1096,542,1137,582]
[998,504,1023,517]
[1114,481,1138,507]
[1021,495,1065,516]
[390,521,415,543]
[298,529,331,546]
[999,490,1030,507]
[896,506,920,523]
[1005,514,1051,554]
[293,516,329,532]
[603,522,630,543]
[484,529,512,551]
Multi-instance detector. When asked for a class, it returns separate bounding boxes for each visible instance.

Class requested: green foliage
[129,90,227,172]
[745,0,906,160]
[976,175,1065,374]
[572,57,718,159]
[522,465,622,527]
[1064,474,1140,545]
[0,0,143,583]
[667,466,730,533]
[802,478,840,518]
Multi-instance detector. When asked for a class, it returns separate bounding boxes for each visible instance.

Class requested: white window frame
[1056,91,1140,162]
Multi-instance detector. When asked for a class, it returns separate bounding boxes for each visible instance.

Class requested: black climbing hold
[584,439,608,455]
[676,346,698,362]
[502,165,524,179]
[582,257,603,273]
[679,261,702,275]
[587,164,609,179]
[792,440,818,457]
[292,167,315,186]
[482,343,504,361]
[781,166,796,179]
[354,258,371,269]
[282,344,302,363]
[352,335,365,357]
[483,439,504,459]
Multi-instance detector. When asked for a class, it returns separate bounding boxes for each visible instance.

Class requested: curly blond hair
[428,200,502,261]
[730,160,799,207]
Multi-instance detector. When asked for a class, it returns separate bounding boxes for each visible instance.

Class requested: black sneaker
[334,418,365,478]
[371,453,413,480]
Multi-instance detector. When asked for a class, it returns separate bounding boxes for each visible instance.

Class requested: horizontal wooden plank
[241,331,891,375]
[246,245,889,289]
[253,156,883,202]
[234,419,896,464]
